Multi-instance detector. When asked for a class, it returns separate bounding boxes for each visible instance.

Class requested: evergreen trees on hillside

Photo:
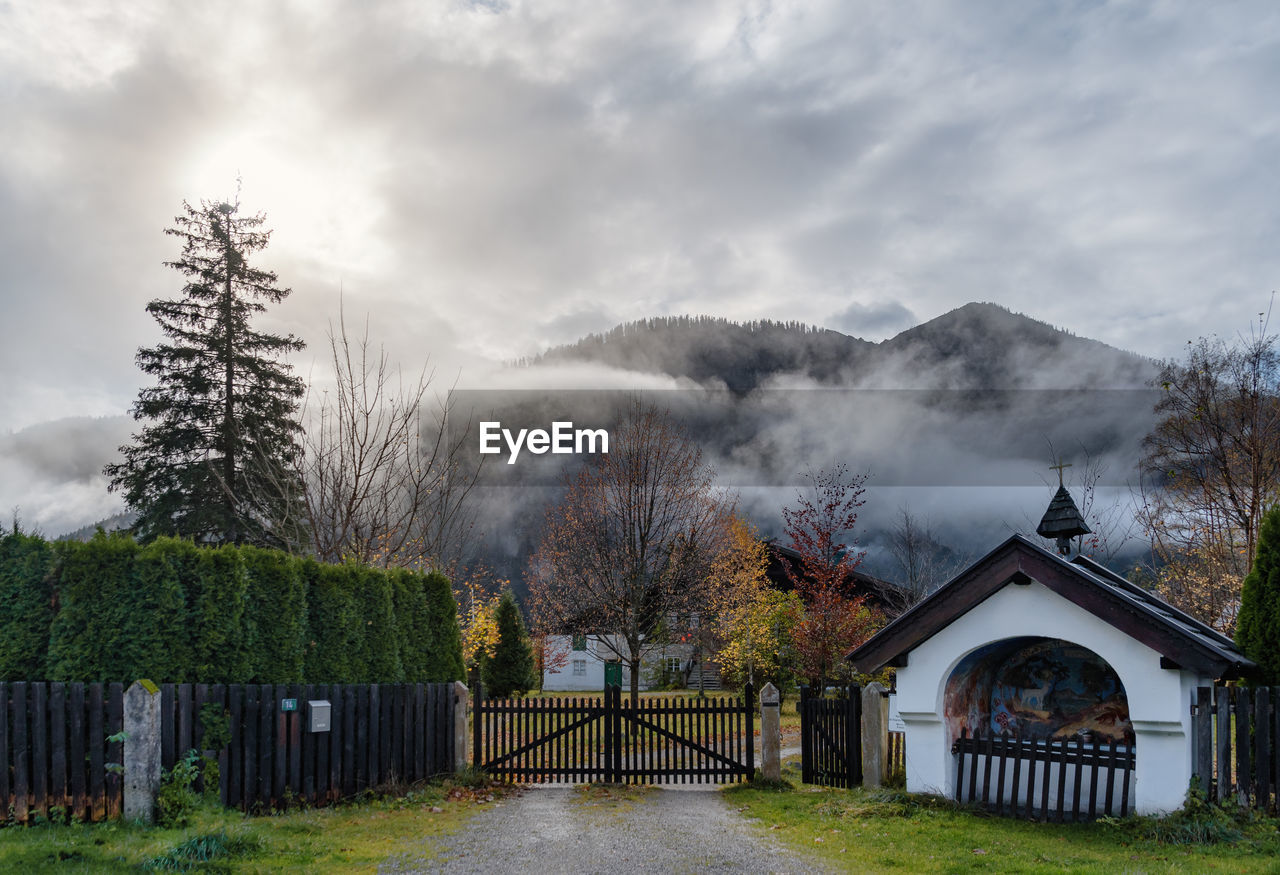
[105,196,304,547]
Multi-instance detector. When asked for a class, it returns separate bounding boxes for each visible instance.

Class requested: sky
[2,0,1279,534]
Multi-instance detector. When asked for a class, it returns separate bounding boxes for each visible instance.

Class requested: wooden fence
[0,681,124,824]
[953,728,1135,821]
[475,684,755,784]
[1192,685,1279,812]
[1,680,460,823]
[160,683,459,811]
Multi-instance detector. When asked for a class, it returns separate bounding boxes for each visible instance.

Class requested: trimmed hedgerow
[391,567,463,683]
[239,545,306,683]
[0,532,56,680]
[4,533,461,683]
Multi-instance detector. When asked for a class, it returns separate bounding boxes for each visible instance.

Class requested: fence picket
[50,682,67,814]
[32,682,47,820]
[106,683,123,818]
[1216,686,1231,803]
[13,682,29,824]
[88,684,104,821]
[1255,687,1270,811]
[1237,689,1253,806]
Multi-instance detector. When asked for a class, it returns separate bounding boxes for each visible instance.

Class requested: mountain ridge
[527,302,1156,390]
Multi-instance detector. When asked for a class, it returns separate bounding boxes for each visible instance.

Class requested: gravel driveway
[380,785,833,874]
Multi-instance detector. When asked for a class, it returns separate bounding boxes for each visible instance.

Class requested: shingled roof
[847,534,1255,680]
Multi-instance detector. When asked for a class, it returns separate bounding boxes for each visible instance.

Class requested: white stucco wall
[895,579,1210,815]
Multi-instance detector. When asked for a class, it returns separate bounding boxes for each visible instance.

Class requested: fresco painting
[944,637,1132,742]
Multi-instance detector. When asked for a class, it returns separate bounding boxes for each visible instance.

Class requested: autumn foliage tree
[455,575,502,687]
[782,464,880,689]
[528,400,732,704]
[707,515,801,689]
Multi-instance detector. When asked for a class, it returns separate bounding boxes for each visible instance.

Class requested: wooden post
[861,682,887,788]
[760,682,780,781]
[453,682,469,773]
[1193,687,1212,792]
[123,680,162,824]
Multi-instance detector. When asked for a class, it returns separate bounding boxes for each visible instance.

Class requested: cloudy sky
[2,1,1278,532]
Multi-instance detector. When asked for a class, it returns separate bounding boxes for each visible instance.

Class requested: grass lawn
[0,780,505,873]
[725,774,1280,874]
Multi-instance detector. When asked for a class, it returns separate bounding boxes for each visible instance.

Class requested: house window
[665,657,681,674]
[572,659,587,676]
[572,634,587,651]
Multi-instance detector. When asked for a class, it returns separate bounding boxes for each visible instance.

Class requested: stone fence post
[453,681,469,773]
[123,680,162,823]
[861,682,888,788]
[760,682,781,781]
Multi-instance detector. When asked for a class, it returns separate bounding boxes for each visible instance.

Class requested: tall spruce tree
[105,196,305,546]
[482,590,537,697]
[1236,504,1280,684]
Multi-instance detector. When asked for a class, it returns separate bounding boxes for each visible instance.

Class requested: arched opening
[944,636,1133,744]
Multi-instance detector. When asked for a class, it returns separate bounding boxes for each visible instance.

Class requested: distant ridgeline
[524,304,1155,392]
[0,531,463,684]
[525,314,871,392]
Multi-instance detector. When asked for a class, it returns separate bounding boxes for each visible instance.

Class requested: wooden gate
[475,684,755,784]
[799,685,862,787]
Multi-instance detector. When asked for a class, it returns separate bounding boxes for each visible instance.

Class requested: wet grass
[724,780,1280,873]
[0,779,512,873]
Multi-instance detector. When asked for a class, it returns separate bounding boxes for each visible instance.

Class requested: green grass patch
[0,778,511,873]
[724,783,1280,873]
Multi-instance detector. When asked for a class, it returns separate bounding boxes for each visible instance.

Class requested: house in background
[541,615,720,692]
[541,633,630,692]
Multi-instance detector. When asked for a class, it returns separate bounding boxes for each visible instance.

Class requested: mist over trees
[105,197,305,547]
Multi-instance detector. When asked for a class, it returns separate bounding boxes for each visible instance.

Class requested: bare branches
[276,308,481,569]
[1141,330,1280,575]
[885,507,968,607]
[527,399,733,702]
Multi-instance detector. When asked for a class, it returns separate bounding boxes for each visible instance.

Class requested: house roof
[847,534,1256,680]
[765,542,908,615]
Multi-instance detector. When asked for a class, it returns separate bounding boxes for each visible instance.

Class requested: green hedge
[0,532,56,681]
[0,531,462,684]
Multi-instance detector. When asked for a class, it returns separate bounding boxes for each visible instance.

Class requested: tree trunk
[629,657,640,709]
[222,212,237,543]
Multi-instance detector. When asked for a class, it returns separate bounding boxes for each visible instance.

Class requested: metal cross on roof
[1049,460,1072,487]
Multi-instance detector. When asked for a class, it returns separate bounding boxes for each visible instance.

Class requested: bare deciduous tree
[886,507,968,606]
[1139,323,1280,577]
[261,308,482,570]
[528,399,733,705]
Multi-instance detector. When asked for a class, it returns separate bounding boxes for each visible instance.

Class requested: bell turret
[1036,462,1090,555]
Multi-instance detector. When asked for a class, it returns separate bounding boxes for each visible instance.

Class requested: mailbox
[308,699,332,733]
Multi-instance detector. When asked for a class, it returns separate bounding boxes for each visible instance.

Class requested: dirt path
[379,785,832,874]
